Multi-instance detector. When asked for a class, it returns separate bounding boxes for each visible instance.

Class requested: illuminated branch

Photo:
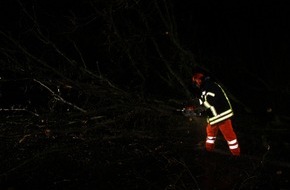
[33,79,87,113]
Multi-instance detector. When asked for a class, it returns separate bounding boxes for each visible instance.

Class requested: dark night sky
[175,2,290,111]
[175,2,290,82]
[1,1,289,74]
[1,1,290,107]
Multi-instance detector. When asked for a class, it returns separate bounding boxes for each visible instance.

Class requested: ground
[0,109,289,190]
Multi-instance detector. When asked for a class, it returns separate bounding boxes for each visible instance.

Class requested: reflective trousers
[205,119,240,156]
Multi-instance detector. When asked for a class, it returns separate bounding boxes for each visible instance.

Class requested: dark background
[1,1,290,189]
[1,0,289,113]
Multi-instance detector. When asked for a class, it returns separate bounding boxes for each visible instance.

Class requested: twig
[71,40,87,69]
[33,79,87,113]
[0,108,39,117]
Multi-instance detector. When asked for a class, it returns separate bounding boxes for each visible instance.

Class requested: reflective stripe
[210,106,217,116]
[215,82,233,111]
[229,144,239,149]
[204,101,211,108]
[228,139,237,145]
[202,82,234,125]
[206,139,215,144]
[203,91,215,109]
[199,99,203,105]
[209,113,233,125]
[206,136,216,144]
[209,109,232,121]
[208,109,233,125]
[207,92,215,97]
[202,91,218,116]
[228,139,239,149]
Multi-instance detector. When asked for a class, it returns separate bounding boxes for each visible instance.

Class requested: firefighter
[190,72,240,156]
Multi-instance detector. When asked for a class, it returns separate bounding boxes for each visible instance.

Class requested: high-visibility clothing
[197,78,240,156]
[206,119,240,156]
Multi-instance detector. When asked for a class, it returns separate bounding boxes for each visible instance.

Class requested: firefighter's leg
[219,119,240,156]
[205,123,219,152]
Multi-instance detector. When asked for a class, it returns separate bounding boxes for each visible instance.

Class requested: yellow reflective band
[209,109,233,121]
[208,110,233,125]
[204,101,211,108]
[210,106,217,116]
[207,92,215,97]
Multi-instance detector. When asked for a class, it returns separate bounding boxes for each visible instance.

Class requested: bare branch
[0,108,39,117]
[33,79,87,113]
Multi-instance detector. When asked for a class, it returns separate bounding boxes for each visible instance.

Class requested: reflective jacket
[198,79,233,125]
